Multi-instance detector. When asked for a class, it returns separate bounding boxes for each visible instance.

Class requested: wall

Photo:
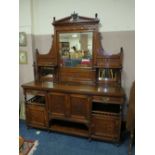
[32,0,134,34]
[19,0,34,119]
[19,0,135,119]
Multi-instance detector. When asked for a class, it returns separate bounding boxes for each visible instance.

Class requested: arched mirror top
[53,13,100,68]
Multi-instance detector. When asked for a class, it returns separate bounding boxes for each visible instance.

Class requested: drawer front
[26,105,47,127]
[93,96,123,104]
[26,89,46,96]
[92,114,121,140]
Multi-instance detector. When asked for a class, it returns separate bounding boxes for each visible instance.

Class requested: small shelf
[97,78,118,85]
[40,74,53,81]
[92,110,120,116]
[94,66,122,69]
[38,65,56,82]
[49,119,89,137]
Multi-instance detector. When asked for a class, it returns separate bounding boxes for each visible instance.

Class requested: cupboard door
[92,114,120,141]
[69,94,91,122]
[48,92,67,118]
[26,105,47,128]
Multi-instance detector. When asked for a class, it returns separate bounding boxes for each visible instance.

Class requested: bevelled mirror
[59,32,93,67]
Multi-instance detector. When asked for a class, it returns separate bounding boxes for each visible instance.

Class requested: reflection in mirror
[59,32,93,67]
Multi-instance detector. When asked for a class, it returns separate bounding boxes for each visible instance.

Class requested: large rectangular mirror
[59,32,93,67]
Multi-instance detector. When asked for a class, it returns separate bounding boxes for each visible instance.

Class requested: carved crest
[52,12,99,26]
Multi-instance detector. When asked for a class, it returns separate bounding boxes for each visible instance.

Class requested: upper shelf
[95,48,123,68]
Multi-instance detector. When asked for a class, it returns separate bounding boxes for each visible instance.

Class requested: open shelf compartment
[92,102,120,115]
[27,95,46,106]
[49,119,89,137]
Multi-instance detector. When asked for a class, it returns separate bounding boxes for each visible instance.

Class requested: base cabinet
[24,88,123,142]
[92,113,121,142]
[26,104,47,128]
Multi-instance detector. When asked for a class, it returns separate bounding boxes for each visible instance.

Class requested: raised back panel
[59,67,96,85]
[33,13,123,86]
[54,13,99,85]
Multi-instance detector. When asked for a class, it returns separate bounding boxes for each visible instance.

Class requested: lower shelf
[27,123,48,130]
[49,119,89,137]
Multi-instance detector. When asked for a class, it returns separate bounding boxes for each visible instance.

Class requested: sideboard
[22,13,125,142]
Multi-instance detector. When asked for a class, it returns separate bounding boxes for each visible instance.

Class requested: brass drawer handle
[102,97,110,102]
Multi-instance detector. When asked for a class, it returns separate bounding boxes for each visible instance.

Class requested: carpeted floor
[19,120,135,155]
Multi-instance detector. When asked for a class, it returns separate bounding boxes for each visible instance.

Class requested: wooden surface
[22,81,124,98]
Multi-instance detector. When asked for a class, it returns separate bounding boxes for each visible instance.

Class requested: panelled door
[69,94,91,123]
[48,92,91,123]
[48,92,68,118]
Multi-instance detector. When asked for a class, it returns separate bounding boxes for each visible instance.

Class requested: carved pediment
[52,12,99,26]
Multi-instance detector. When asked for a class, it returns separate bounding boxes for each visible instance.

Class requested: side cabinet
[26,104,47,128]
[92,113,121,141]
[24,89,48,129]
[91,96,123,142]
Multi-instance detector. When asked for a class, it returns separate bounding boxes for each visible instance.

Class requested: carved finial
[71,12,78,21]
[35,48,39,56]
[36,48,39,53]
[95,13,98,18]
[120,47,123,53]
[53,17,55,22]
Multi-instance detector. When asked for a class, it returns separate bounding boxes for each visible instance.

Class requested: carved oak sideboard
[22,13,125,142]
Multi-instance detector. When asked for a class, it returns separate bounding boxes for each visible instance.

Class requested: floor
[19,120,135,155]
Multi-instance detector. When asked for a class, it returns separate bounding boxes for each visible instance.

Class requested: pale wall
[19,0,34,119]
[32,0,134,35]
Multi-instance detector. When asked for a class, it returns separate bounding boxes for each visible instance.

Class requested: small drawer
[26,90,46,96]
[93,96,123,104]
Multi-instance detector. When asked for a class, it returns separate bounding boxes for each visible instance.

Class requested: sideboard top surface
[22,81,125,98]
